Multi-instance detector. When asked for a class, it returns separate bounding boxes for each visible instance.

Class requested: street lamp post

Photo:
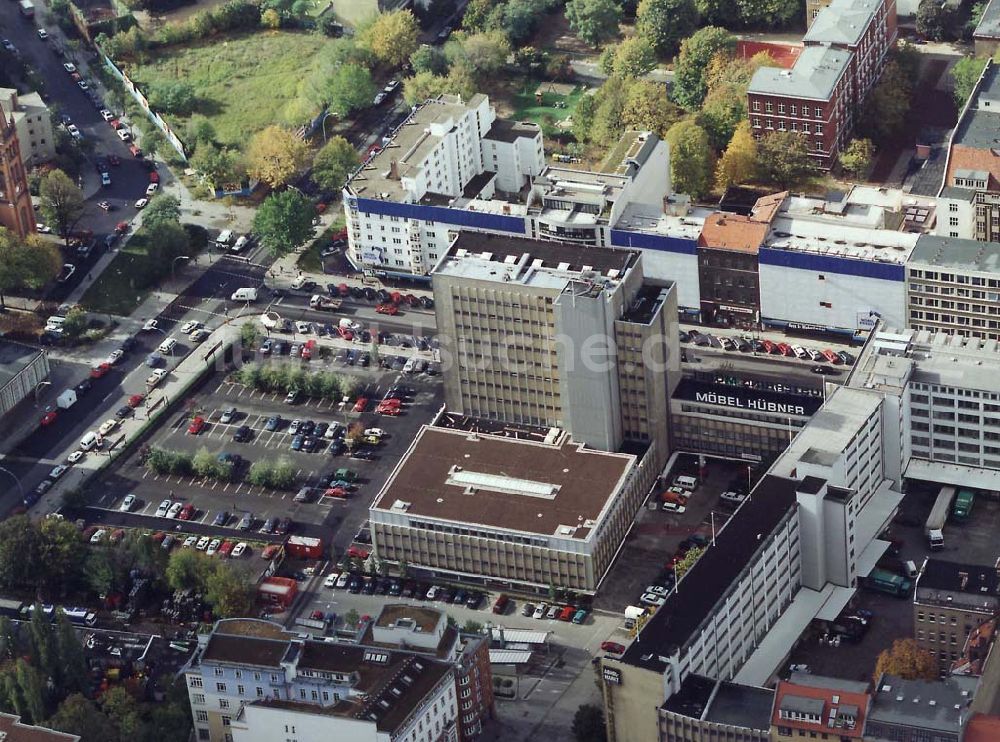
[34,380,52,406]
[0,466,24,502]
[171,255,190,282]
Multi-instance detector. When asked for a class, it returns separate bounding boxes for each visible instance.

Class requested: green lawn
[511,82,584,126]
[79,249,155,316]
[125,30,329,147]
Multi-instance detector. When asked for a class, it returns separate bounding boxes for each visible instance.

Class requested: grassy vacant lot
[510,81,584,126]
[80,246,155,315]
[127,30,327,147]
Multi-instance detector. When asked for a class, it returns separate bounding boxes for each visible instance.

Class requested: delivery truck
[19,0,35,17]
[952,489,975,521]
[864,568,913,597]
[925,485,955,550]
[309,294,343,311]
[56,389,77,409]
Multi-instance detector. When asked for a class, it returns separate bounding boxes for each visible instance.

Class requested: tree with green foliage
[756,130,815,189]
[101,686,142,739]
[566,0,621,47]
[28,603,56,684]
[252,190,315,258]
[361,9,420,67]
[698,83,747,150]
[445,31,510,79]
[603,37,657,78]
[859,59,914,143]
[672,26,737,111]
[190,144,241,191]
[839,138,875,180]
[54,609,88,693]
[917,0,952,41]
[49,693,118,740]
[734,0,801,27]
[13,660,46,724]
[327,64,379,117]
[621,80,682,137]
[410,44,450,75]
[636,0,698,57]
[572,704,607,742]
[665,120,714,200]
[715,120,757,189]
[240,321,259,350]
[166,549,214,592]
[39,169,86,246]
[694,0,739,25]
[205,563,256,618]
[141,194,182,229]
[38,516,87,597]
[149,81,197,116]
[950,56,989,107]
[0,229,61,309]
[403,71,450,106]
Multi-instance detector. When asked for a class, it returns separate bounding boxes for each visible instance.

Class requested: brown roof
[0,713,79,741]
[374,604,444,633]
[201,634,291,668]
[698,213,767,253]
[750,190,788,223]
[772,681,868,739]
[371,426,634,538]
[946,145,1000,190]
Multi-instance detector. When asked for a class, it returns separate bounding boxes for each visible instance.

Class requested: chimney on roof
[389,159,400,180]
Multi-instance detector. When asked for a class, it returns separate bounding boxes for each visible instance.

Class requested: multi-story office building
[186,615,488,742]
[343,94,543,278]
[770,675,869,742]
[369,424,651,593]
[914,558,1000,673]
[0,88,54,167]
[0,101,35,240]
[866,674,978,742]
[937,61,1000,242]
[657,674,774,742]
[432,233,677,468]
[749,0,897,167]
[906,235,1000,340]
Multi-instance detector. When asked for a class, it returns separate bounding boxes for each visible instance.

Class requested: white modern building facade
[0,88,55,167]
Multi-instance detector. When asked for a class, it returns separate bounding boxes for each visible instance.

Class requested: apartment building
[0,101,34,240]
[369,424,650,593]
[657,674,774,742]
[866,674,977,742]
[0,712,79,741]
[343,94,543,278]
[186,617,478,742]
[0,89,54,167]
[696,212,766,327]
[938,61,1000,242]
[770,675,869,742]
[748,0,896,167]
[914,558,1000,673]
[432,233,677,468]
[907,235,1000,340]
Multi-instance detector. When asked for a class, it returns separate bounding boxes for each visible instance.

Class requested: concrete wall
[602,659,668,742]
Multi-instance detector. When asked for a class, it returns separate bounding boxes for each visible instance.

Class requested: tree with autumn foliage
[715,120,758,190]
[873,639,937,685]
[246,125,310,189]
[361,9,420,68]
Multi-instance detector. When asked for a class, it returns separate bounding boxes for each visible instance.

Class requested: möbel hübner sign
[694,391,807,416]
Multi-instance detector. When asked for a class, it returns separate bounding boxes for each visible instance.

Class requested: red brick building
[748,0,897,169]
[0,102,34,240]
[454,632,494,742]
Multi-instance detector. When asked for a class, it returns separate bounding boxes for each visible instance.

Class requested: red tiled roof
[736,40,803,69]
[966,713,1000,742]
[771,681,868,739]
[750,191,788,224]
[698,213,768,253]
[946,145,1000,190]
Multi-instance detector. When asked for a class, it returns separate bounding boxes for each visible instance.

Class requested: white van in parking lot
[216,229,234,247]
[231,287,258,302]
[79,431,99,451]
[673,474,698,490]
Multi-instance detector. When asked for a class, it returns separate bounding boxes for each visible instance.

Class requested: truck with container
[309,294,343,311]
[925,485,955,550]
[57,389,77,410]
[285,535,323,560]
[19,0,35,17]
[952,489,975,521]
[864,568,913,597]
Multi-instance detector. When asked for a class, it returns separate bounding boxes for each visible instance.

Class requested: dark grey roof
[781,694,825,715]
[0,340,43,391]
[975,0,1000,39]
[749,46,851,100]
[938,186,978,201]
[952,63,1000,150]
[804,0,884,47]
[484,119,540,144]
[790,672,869,694]
[909,235,1000,272]
[869,675,977,732]
[621,475,799,672]
[918,558,1000,596]
[704,682,775,730]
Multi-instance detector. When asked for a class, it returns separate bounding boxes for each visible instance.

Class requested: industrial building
[0,340,49,418]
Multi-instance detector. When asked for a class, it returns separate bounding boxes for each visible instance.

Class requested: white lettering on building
[695,392,806,416]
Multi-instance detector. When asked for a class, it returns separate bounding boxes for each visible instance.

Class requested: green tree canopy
[39,169,86,245]
[665,120,715,200]
[672,26,737,111]
[0,230,60,308]
[252,190,316,257]
[950,56,989,107]
[312,136,360,193]
[327,64,379,117]
[565,0,621,47]
[756,130,816,189]
[636,0,698,57]
[839,138,875,180]
[572,704,607,742]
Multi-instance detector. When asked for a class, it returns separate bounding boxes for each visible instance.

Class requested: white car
[295,321,311,334]
[106,349,124,365]
[167,502,183,519]
[196,536,210,551]
[720,491,746,504]
[640,592,667,607]
[37,29,49,40]
[100,109,113,121]
[206,538,221,556]
[791,345,808,359]
[120,494,136,512]
[63,63,76,73]
[661,501,686,514]
[145,182,159,196]
[532,604,547,619]
[66,124,81,139]
[142,319,159,331]
[36,223,51,234]
[48,465,67,480]
[155,499,172,517]
[98,419,118,436]
[291,275,308,289]
[646,585,669,597]
[373,92,386,105]
[231,542,247,558]
[157,337,177,354]
[134,198,148,209]
[181,320,202,334]
[146,368,167,386]
[335,572,349,588]
[116,128,131,142]
[364,428,386,438]
[324,572,339,588]
[67,450,84,464]
[183,535,197,548]
[77,80,89,91]
[190,329,210,343]
[89,529,107,544]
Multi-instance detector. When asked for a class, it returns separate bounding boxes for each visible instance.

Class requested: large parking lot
[84,351,445,553]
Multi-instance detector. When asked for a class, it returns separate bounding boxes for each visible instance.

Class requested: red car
[404,294,420,307]
[821,348,840,363]
[338,326,354,340]
[352,398,368,413]
[115,221,129,234]
[377,404,400,416]
[40,411,58,426]
[375,303,398,315]
[178,503,196,520]
[301,339,316,360]
[777,342,793,357]
[90,363,111,379]
[129,144,142,158]
[379,397,401,407]
[337,283,349,297]
[558,605,575,621]
[219,540,234,557]
[261,544,281,560]
[601,641,626,654]
[187,416,206,435]
[127,393,145,408]
[324,487,350,498]
[149,171,159,183]
[347,546,369,559]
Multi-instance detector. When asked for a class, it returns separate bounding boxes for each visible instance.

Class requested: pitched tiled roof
[772,680,868,739]
[699,213,768,253]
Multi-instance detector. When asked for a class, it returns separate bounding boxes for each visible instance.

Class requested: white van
[231,287,258,302]
[673,474,698,490]
[403,357,418,374]
[904,560,918,579]
[216,229,234,247]
[79,431,98,451]
[230,235,248,253]
[157,337,177,354]
[46,315,66,327]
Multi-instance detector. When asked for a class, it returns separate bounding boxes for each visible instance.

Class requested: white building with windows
[0,88,55,167]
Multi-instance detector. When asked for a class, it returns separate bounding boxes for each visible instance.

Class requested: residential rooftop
[0,712,79,741]
[661,675,775,730]
[484,118,540,144]
[868,674,978,734]
[975,1,1000,42]
[373,604,444,633]
[773,679,868,739]
[598,130,661,176]
[699,212,767,253]
[909,234,1000,273]
[370,425,636,540]
[748,45,852,101]
[621,474,799,671]
[434,233,638,290]
[621,283,671,325]
[947,61,1000,189]
[917,558,1000,598]
[803,0,884,47]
